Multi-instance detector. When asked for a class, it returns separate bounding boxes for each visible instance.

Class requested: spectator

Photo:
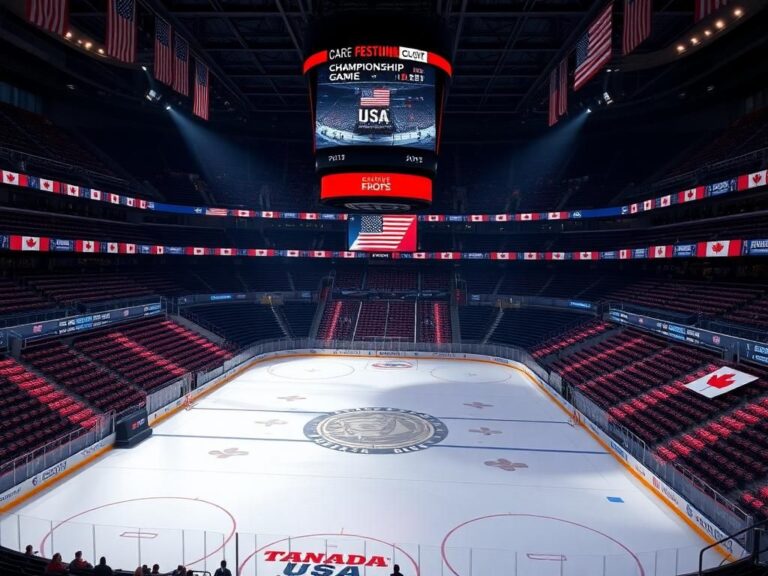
[171,565,186,576]
[151,565,161,575]
[214,560,231,576]
[390,564,403,576]
[142,565,150,576]
[94,557,113,576]
[133,567,143,576]
[45,553,68,575]
[70,551,92,572]
[24,545,35,556]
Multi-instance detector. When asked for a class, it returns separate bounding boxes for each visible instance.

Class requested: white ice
[2,357,722,576]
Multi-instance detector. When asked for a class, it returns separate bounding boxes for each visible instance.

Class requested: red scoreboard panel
[304,38,451,212]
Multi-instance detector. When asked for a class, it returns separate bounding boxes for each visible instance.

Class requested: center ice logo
[304,407,448,454]
[371,360,413,369]
[263,550,388,576]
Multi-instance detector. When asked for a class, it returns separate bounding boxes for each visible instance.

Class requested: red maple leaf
[43,181,50,189]
[711,242,724,253]
[753,174,763,185]
[707,373,736,389]
[6,173,15,182]
[25,237,37,248]
[85,242,92,250]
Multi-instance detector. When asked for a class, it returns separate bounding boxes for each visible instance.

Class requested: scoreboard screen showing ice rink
[304,40,451,211]
[315,59,437,151]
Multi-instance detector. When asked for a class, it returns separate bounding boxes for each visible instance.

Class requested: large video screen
[315,64,436,151]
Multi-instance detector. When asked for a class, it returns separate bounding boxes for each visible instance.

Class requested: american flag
[360,88,391,107]
[193,60,210,120]
[574,3,613,91]
[205,207,228,216]
[622,0,651,55]
[106,0,136,63]
[349,215,416,251]
[172,34,189,96]
[695,0,727,21]
[548,58,568,126]
[154,16,173,85]
[27,0,69,36]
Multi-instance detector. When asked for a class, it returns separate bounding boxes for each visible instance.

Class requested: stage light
[165,104,172,111]
[141,65,148,72]
[586,108,592,114]
[690,37,699,45]
[715,20,725,29]
[65,31,73,39]
[145,89,161,102]
[733,7,743,17]
[84,42,92,50]
[98,48,104,55]
[704,29,712,37]
[676,44,685,53]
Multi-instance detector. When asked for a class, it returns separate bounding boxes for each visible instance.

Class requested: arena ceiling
[61,0,743,121]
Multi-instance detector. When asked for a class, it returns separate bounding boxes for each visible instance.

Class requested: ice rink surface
[3,356,721,576]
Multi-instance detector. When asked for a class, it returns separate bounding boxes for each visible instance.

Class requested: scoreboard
[303,16,452,211]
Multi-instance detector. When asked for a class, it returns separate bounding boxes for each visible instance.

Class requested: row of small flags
[2,167,766,223]
[549,0,729,126]
[26,1,209,120]
[0,235,761,260]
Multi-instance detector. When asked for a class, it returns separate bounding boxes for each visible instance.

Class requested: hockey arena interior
[1,1,768,576]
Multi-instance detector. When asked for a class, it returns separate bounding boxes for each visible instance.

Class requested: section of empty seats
[74,318,231,391]
[0,277,53,317]
[183,304,284,346]
[353,301,390,341]
[333,269,365,290]
[458,306,497,342]
[23,273,156,305]
[496,271,554,296]
[282,302,318,338]
[531,320,612,359]
[22,341,145,415]
[420,270,451,292]
[418,301,451,343]
[0,356,89,463]
[317,300,360,341]
[365,269,418,291]
[239,268,293,291]
[489,309,591,349]
[721,295,768,332]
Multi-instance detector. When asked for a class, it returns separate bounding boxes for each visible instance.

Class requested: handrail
[698,518,768,575]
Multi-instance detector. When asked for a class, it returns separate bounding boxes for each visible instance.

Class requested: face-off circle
[304,408,448,454]
[370,360,414,369]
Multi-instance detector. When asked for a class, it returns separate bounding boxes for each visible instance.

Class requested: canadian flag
[189,247,206,256]
[300,212,318,220]
[651,245,672,258]
[548,212,564,220]
[90,189,102,201]
[75,240,96,253]
[10,235,49,251]
[412,252,426,259]
[313,250,329,258]
[697,240,742,258]
[685,366,757,399]
[524,252,538,260]
[577,251,594,260]
[630,203,639,214]
[107,242,119,254]
[440,252,455,260]
[286,250,300,257]
[152,245,165,255]
[120,243,136,254]
[125,197,135,207]
[3,170,27,186]
[494,214,510,222]
[262,211,275,218]
[549,252,565,260]
[491,252,510,260]
[519,213,535,221]
[40,178,57,192]
[737,169,767,191]
[139,199,148,209]
[427,215,442,222]
[679,186,705,203]
[643,199,653,211]
[236,210,252,217]
[619,249,631,260]
[470,215,486,222]
[66,184,80,196]
[109,193,120,204]
[342,251,356,258]
[216,248,232,256]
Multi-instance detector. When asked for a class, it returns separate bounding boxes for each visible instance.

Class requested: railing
[698,518,768,575]
[0,415,114,496]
